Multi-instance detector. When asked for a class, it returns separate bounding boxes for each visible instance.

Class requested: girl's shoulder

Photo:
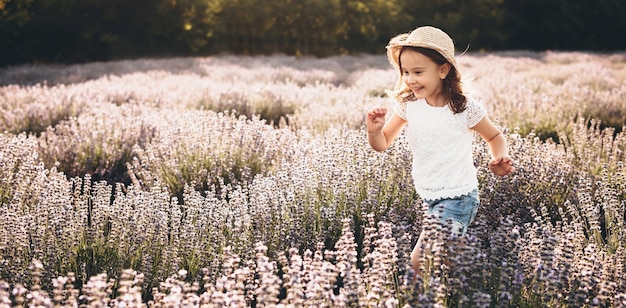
[394,99,408,120]
[394,98,426,120]
[464,97,487,126]
[462,96,486,112]
[465,96,484,108]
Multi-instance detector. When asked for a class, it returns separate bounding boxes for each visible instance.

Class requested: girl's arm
[366,107,407,152]
[472,116,515,176]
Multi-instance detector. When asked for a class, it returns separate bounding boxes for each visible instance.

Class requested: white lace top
[395,98,486,200]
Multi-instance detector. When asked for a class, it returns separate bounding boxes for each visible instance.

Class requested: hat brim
[386,34,458,72]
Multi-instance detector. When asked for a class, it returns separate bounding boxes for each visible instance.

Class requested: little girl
[366,26,515,275]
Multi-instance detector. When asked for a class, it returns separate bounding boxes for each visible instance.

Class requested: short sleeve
[395,101,408,120]
[466,99,487,127]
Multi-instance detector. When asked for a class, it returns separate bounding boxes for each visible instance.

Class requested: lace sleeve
[395,101,408,120]
[466,99,487,127]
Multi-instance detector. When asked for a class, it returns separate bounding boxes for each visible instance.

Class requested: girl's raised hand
[366,107,387,133]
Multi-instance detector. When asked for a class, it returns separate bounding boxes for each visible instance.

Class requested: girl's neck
[425,95,448,107]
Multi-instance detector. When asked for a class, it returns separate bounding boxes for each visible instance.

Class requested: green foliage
[0,0,34,64]
[37,106,157,185]
[403,0,507,50]
[512,119,563,143]
[366,86,388,98]
[72,236,120,287]
[581,101,625,135]
[0,85,85,136]
[3,0,626,66]
[503,0,626,51]
[128,111,291,204]
[197,91,297,128]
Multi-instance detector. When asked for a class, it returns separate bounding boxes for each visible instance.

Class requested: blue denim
[424,189,479,236]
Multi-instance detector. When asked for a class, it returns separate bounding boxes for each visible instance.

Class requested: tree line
[1,0,624,66]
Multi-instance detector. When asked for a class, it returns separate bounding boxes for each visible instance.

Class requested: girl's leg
[412,191,478,278]
[410,228,426,275]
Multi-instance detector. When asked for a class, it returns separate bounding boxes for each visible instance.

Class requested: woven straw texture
[386,26,457,71]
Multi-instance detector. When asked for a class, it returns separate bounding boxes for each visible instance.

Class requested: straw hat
[387,26,457,72]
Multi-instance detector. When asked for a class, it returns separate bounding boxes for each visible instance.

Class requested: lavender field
[0,52,625,307]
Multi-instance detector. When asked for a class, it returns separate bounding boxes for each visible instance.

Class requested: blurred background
[1,0,625,66]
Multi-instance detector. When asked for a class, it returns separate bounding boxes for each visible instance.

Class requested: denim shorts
[423,189,479,236]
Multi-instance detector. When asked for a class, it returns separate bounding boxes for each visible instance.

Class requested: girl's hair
[390,46,467,114]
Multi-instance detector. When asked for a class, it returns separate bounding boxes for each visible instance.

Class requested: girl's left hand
[489,155,515,176]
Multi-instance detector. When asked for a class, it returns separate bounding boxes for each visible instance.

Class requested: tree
[401,0,507,51]
[1,0,625,66]
[0,0,34,64]
[338,0,410,53]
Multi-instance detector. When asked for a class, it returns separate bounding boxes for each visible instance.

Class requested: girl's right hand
[366,107,387,133]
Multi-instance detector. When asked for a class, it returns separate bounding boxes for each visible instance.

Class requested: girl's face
[399,48,451,106]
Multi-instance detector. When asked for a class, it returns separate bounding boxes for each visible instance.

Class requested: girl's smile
[399,48,450,107]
